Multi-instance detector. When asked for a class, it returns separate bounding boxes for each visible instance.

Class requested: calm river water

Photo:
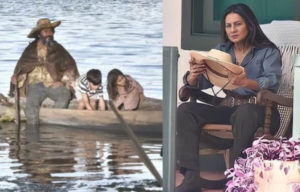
[0,0,162,191]
[0,123,162,192]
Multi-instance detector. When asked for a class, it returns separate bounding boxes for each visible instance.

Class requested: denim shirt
[183,42,282,96]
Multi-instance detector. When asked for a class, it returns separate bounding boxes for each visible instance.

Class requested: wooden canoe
[39,108,162,136]
[0,95,163,136]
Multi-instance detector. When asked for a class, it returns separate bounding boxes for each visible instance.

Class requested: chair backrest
[261,20,300,138]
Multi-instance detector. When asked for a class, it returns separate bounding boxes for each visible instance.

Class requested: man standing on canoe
[9,18,79,125]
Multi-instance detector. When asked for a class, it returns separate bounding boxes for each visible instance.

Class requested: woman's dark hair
[107,69,130,100]
[87,69,102,85]
[221,3,277,49]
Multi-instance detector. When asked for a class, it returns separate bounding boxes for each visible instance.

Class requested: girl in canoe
[107,69,144,110]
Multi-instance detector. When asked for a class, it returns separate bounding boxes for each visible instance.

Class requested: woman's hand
[229,69,259,91]
[187,57,206,86]
[229,68,247,87]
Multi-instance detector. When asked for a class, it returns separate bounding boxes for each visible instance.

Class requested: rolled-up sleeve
[183,71,213,90]
[256,48,282,92]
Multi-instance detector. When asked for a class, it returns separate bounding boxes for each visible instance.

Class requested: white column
[293,54,300,138]
[163,0,182,191]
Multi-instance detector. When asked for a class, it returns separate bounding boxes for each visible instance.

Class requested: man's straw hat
[190,49,244,90]
[27,18,61,38]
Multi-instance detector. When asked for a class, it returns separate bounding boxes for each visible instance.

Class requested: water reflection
[0,123,162,191]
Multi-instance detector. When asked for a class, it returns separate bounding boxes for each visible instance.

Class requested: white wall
[163,0,181,47]
[163,0,221,104]
[163,0,189,103]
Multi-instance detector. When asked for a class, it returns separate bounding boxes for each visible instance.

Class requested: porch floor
[176,170,226,192]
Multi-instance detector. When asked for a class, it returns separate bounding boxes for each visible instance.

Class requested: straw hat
[190,49,244,90]
[27,18,61,38]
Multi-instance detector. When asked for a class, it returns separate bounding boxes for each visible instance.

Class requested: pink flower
[225,137,300,192]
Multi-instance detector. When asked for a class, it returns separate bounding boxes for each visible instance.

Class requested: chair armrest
[178,85,223,105]
[256,89,293,107]
[256,89,293,138]
[202,124,232,132]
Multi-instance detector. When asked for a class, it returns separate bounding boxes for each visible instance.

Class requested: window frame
[181,0,300,51]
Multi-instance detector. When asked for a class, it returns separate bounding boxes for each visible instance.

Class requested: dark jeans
[176,102,280,170]
[25,82,71,125]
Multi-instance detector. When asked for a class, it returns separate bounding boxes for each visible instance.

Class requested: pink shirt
[113,75,143,110]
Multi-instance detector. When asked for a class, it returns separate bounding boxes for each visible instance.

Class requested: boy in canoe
[75,69,106,111]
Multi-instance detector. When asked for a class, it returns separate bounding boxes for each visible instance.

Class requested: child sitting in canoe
[75,69,106,110]
[107,69,144,110]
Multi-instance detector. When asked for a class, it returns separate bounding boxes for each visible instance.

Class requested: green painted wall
[214,0,296,24]
[182,0,300,50]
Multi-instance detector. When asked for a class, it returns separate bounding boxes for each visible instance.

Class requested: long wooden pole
[15,80,21,129]
[108,101,163,186]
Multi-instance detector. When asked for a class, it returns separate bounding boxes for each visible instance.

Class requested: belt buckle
[231,97,235,107]
[248,96,256,104]
[237,98,241,106]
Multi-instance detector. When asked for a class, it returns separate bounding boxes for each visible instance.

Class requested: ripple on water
[0,122,162,191]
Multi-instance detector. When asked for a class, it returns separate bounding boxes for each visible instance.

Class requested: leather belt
[220,96,257,107]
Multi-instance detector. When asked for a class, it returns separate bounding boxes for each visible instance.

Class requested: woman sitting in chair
[176,3,282,192]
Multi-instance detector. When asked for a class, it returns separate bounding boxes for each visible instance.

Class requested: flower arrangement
[225,137,300,192]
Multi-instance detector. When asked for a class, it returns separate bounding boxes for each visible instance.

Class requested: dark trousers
[25,82,72,125]
[176,102,280,170]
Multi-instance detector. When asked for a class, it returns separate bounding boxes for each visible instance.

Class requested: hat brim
[27,20,61,38]
[203,69,240,90]
[190,51,244,90]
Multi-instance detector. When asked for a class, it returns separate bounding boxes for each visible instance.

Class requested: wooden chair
[179,83,293,168]
[178,21,299,168]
